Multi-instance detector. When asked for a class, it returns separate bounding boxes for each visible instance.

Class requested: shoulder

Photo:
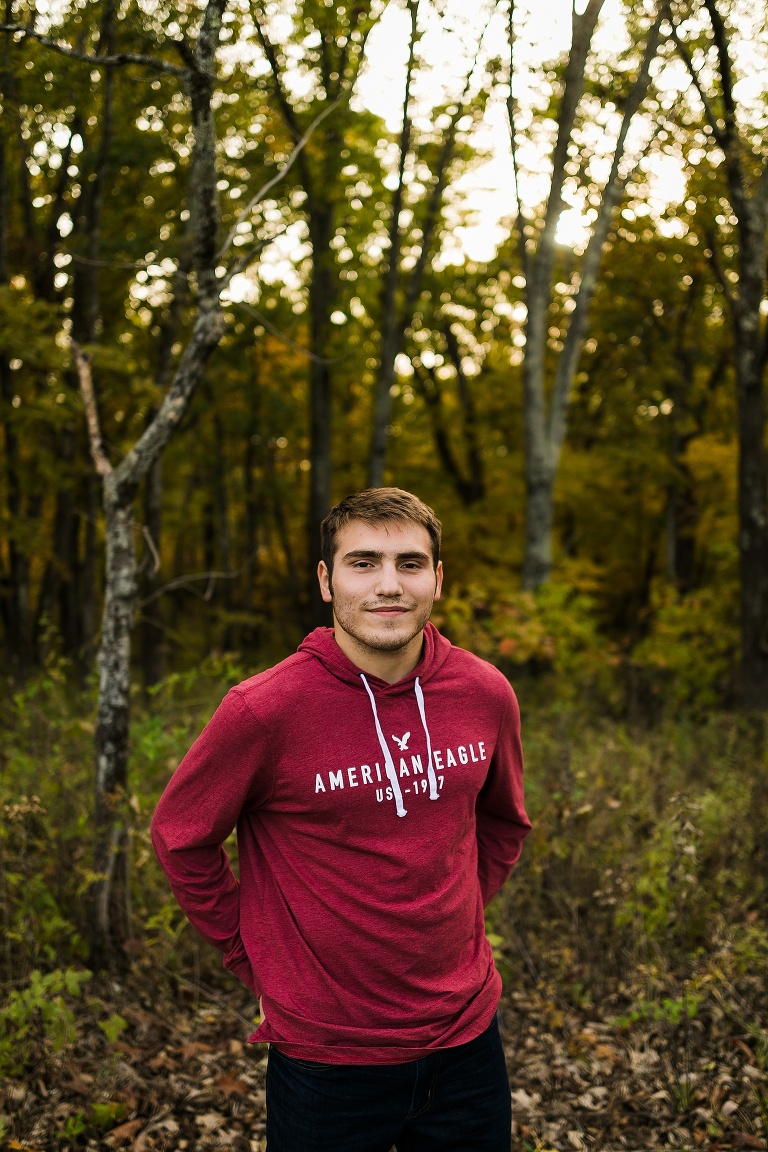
[226,651,317,721]
[443,645,517,711]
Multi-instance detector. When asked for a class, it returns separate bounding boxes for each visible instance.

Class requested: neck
[332,625,425,684]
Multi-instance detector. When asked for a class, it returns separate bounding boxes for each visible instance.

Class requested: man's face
[318,520,443,654]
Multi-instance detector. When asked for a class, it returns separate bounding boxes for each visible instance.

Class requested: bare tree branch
[702,0,737,133]
[756,159,768,217]
[218,97,343,259]
[73,342,112,478]
[506,0,531,280]
[141,525,161,575]
[0,23,185,75]
[220,225,288,288]
[668,23,724,145]
[531,0,605,303]
[549,10,668,448]
[703,226,736,314]
[233,299,353,364]
[249,5,305,130]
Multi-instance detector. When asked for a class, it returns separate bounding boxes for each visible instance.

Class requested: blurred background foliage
[1,0,767,1080]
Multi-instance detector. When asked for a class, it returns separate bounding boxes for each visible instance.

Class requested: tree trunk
[522,464,556,591]
[0,357,33,674]
[367,25,474,489]
[734,311,768,708]
[412,353,485,507]
[91,482,137,967]
[81,472,99,671]
[0,43,32,675]
[66,0,310,964]
[367,0,417,489]
[307,205,334,628]
[509,1,664,588]
[140,456,163,691]
[672,0,768,706]
[243,359,262,632]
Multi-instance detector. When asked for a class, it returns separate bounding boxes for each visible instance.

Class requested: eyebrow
[341,549,431,563]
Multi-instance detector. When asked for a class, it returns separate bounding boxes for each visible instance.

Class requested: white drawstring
[360,674,407,817]
[359,673,441,816]
[414,677,440,800]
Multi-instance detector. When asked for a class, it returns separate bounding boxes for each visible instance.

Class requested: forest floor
[2,969,767,1152]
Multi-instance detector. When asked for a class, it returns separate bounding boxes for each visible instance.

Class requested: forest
[1,0,767,1148]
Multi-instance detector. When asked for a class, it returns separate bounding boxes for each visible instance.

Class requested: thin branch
[506,0,531,280]
[704,226,737,314]
[218,98,343,259]
[73,342,112,478]
[220,225,288,288]
[668,23,723,145]
[401,7,492,324]
[138,564,244,608]
[547,5,668,450]
[0,23,185,76]
[536,0,605,255]
[702,0,736,130]
[233,299,352,365]
[141,525,161,575]
[158,967,257,1029]
[69,252,168,271]
[756,159,768,217]
[248,2,306,142]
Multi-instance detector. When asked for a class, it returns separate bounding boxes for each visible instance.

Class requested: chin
[360,624,420,652]
[365,635,413,652]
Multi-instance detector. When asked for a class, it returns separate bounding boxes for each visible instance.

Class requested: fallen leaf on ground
[214,1072,249,1097]
[106,1118,143,1147]
[730,1134,767,1149]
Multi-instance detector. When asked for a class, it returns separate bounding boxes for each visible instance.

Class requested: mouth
[367,606,411,617]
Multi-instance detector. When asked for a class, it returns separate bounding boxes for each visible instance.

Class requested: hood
[297,622,453,818]
[297,620,452,694]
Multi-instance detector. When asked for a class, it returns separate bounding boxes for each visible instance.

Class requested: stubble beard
[331,597,434,654]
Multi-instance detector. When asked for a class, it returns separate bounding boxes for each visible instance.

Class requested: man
[151,487,531,1152]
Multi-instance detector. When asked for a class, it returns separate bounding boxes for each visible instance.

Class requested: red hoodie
[150,623,531,1064]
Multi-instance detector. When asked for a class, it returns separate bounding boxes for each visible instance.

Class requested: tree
[506,0,668,588]
[250,0,385,624]
[670,0,768,708]
[2,0,322,964]
[366,2,494,489]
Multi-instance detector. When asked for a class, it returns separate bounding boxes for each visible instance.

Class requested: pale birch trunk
[508,0,666,588]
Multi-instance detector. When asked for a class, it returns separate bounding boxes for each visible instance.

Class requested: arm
[476,686,531,906]
[150,689,272,993]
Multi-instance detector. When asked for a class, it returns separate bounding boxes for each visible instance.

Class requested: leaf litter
[1,967,767,1151]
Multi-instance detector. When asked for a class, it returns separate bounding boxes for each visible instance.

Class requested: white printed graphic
[392,732,410,751]
[314,743,486,797]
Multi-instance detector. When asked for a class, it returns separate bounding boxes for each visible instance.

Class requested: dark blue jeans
[265,1014,511,1152]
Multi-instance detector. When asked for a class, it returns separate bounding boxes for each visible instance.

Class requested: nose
[374,561,404,599]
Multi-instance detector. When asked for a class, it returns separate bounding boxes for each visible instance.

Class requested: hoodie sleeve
[475,684,531,906]
[150,689,272,994]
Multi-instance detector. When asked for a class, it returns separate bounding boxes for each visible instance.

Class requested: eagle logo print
[392,732,410,751]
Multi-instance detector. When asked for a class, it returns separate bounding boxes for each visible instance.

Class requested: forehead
[333,519,433,559]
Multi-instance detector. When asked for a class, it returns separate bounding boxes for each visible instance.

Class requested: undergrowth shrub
[0,651,250,990]
[0,968,91,1076]
[2,648,766,1072]
[500,709,768,994]
[435,581,621,712]
[630,581,739,711]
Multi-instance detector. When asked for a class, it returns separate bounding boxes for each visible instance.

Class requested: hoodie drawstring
[414,676,440,800]
[360,673,440,817]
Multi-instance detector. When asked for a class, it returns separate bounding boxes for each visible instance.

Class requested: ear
[318,560,333,604]
[434,560,443,602]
